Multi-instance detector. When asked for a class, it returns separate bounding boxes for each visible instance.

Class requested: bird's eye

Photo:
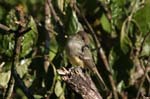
[81,45,89,52]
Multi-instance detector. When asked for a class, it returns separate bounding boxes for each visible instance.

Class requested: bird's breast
[69,55,84,68]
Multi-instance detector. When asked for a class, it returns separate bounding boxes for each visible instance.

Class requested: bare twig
[99,48,118,99]
[96,0,112,20]
[43,1,58,98]
[0,23,11,31]
[43,0,51,73]
[0,23,15,33]
[140,59,150,95]
[47,0,63,26]
[136,62,150,99]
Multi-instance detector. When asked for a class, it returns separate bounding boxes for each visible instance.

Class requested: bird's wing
[81,45,108,90]
[80,45,96,70]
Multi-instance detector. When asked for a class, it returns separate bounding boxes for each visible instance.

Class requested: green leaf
[0,71,11,88]
[120,34,131,54]
[33,94,43,99]
[20,16,38,57]
[28,16,38,33]
[16,59,31,78]
[141,43,150,57]
[6,9,18,30]
[134,2,150,34]
[66,9,82,35]
[0,34,14,57]
[111,0,125,30]
[50,37,58,61]
[4,0,17,5]
[120,20,132,54]
[109,47,119,67]
[55,81,64,97]
[56,0,65,13]
[16,88,28,99]
[2,62,12,72]
[101,14,111,33]
[0,6,5,21]
[117,80,125,92]
[140,34,150,57]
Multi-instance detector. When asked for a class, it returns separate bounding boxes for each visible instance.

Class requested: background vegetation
[0,0,150,99]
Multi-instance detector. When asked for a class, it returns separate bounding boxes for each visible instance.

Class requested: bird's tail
[93,67,108,91]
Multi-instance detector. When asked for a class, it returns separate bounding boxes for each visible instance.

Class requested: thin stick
[0,23,10,31]
[0,23,15,33]
[136,64,150,99]
[47,0,63,26]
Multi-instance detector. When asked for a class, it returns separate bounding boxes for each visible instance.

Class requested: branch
[4,26,34,99]
[96,0,112,20]
[0,23,15,33]
[4,75,15,99]
[4,5,34,98]
[98,48,118,99]
[47,0,63,26]
[57,67,102,99]
[42,0,52,74]
[0,23,10,31]
[4,26,22,99]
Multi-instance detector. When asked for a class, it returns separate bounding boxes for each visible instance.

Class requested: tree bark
[57,67,102,99]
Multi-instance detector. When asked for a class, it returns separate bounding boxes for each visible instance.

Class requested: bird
[65,31,107,90]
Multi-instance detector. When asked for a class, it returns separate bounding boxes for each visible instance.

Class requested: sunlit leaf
[140,34,150,57]
[141,43,150,57]
[55,80,64,97]
[56,0,65,13]
[16,59,31,78]
[20,16,38,57]
[33,94,43,99]
[109,47,119,67]
[101,14,111,33]
[120,20,132,54]
[6,9,18,30]
[117,80,125,92]
[0,71,11,88]
[66,9,82,35]
[50,37,58,61]
[16,88,28,99]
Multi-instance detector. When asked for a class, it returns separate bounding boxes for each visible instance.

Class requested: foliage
[0,0,150,99]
